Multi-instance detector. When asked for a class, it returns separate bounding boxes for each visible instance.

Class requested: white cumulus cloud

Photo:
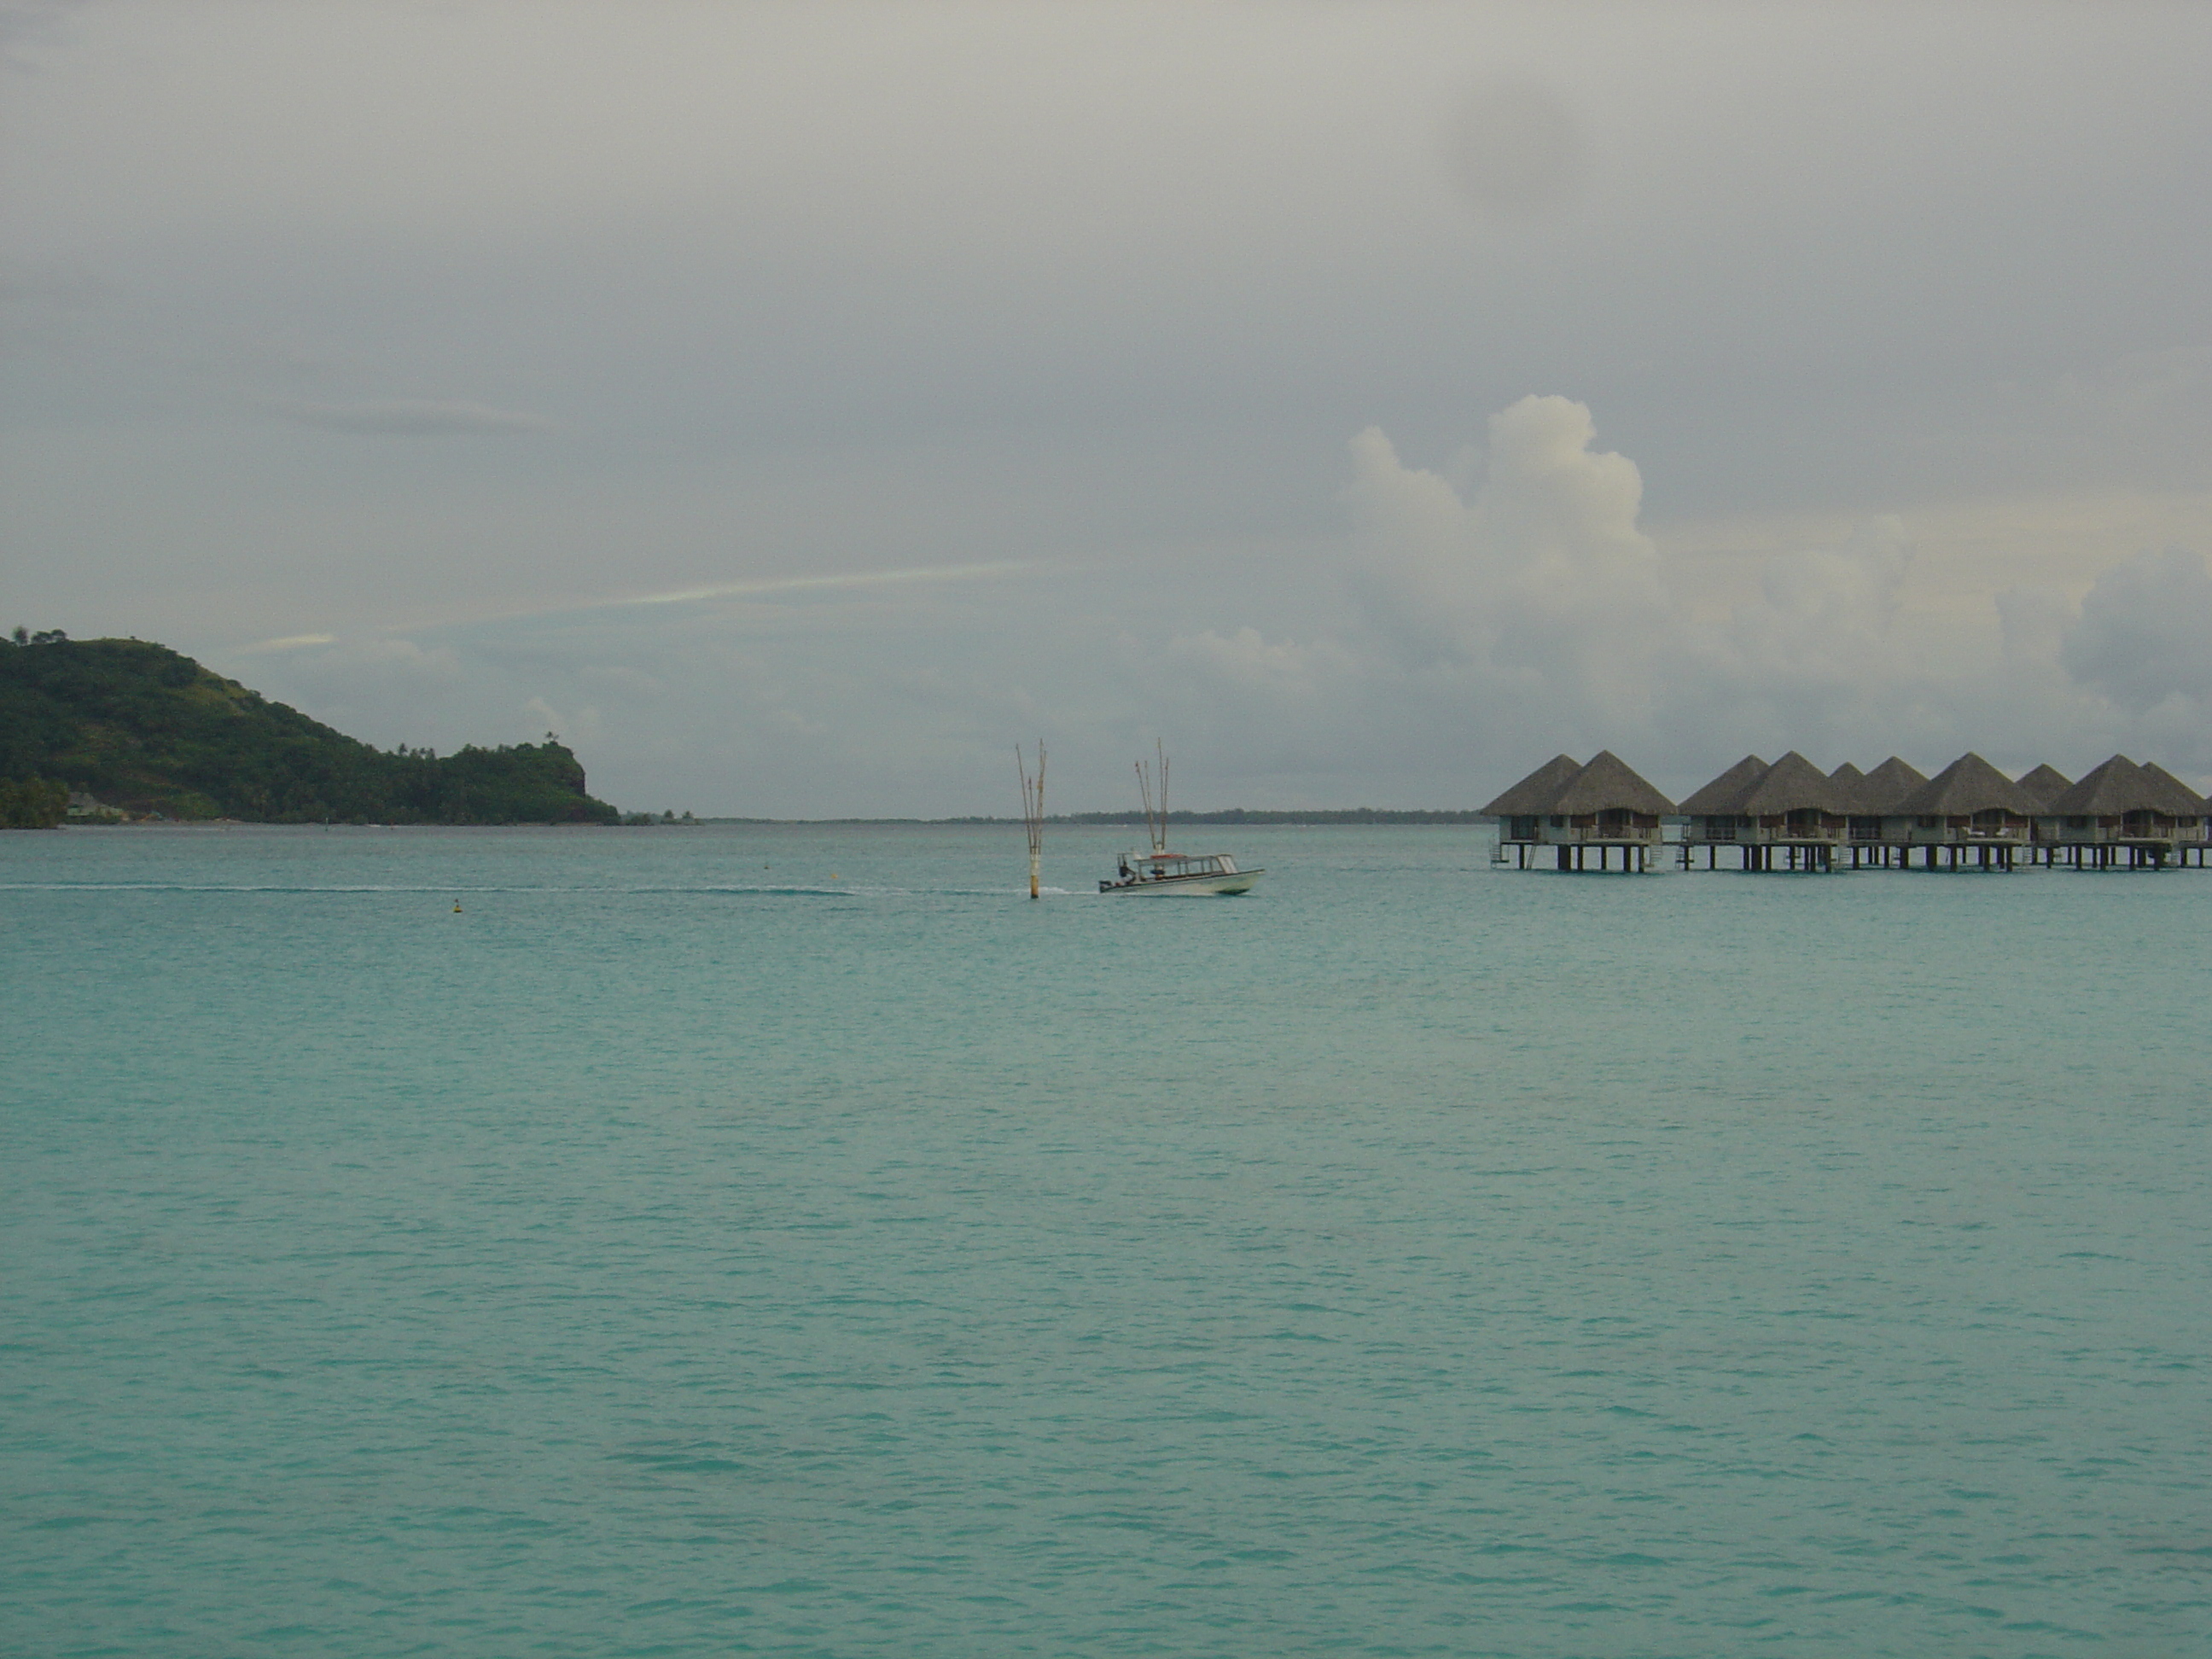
[1164,396,2212,795]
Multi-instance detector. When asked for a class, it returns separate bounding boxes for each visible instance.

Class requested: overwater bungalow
[1733,752,1856,870]
[1840,756,1929,865]
[1485,751,1674,870]
[1482,748,2208,876]
[1885,753,2043,868]
[1481,753,1583,851]
[1678,752,1854,870]
[1822,765,1893,871]
[2146,765,2212,868]
[2043,755,2211,867]
[1677,754,1767,863]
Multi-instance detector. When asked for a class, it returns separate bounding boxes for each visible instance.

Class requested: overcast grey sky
[6,1,2210,812]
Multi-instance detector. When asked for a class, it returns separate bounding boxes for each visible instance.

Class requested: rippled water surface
[5,824,2209,1657]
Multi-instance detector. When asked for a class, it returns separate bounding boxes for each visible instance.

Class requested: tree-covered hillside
[0,632,619,824]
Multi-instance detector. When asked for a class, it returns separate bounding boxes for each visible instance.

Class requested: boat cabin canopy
[1121,851,1239,876]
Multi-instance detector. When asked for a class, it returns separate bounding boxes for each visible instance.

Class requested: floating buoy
[453,901,463,912]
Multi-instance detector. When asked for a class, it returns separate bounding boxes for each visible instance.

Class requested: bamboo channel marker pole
[1016,741,1046,899]
[1134,741,1170,855]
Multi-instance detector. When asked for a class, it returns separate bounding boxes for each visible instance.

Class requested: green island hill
[0,630,619,827]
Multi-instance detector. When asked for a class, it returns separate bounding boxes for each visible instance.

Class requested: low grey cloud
[2062,545,2212,718]
[1441,76,1588,224]
[216,398,2212,815]
[273,399,551,436]
[11,8,2212,809]
[0,2,84,66]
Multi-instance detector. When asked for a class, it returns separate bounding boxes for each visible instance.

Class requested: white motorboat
[1099,850,1262,895]
[1100,743,1263,894]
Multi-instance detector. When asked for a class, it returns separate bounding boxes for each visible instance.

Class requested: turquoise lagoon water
[3,823,2208,1658]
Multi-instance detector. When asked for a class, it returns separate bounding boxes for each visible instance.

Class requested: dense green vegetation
[0,632,619,824]
[0,776,68,829]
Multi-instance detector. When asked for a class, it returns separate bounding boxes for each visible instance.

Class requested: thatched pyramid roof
[1679,754,1768,815]
[1856,756,1930,814]
[1896,753,2042,818]
[1551,750,1677,816]
[1480,754,1582,817]
[1827,761,1868,808]
[2048,754,2144,816]
[2050,754,2203,817]
[2139,762,2211,816]
[1738,750,1851,816]
[2015,764,2074,807]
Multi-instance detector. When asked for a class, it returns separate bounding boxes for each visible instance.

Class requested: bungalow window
[1916,816,1941,830]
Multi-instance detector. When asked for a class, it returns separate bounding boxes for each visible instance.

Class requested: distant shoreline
[55,811,1494,829]
[697,810,1493,826]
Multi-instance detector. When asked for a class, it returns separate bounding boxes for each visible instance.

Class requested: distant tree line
[1,632,620,824]
[0,777,67,829]
[942,808,1493,826]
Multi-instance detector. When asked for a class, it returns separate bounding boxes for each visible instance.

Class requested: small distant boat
[1097,743,1262,895]
[1100,849,1261,895]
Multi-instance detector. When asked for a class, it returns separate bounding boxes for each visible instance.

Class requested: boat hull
[1099,869,1262,895]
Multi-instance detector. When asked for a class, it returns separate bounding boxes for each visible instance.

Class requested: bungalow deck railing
[1682,824,1847,845]
[1895,825,2029,843]
[1672,818,2203,848]
[1588,822,2207,847]
[1511,825,1659,843]
[2037,824,2208,845]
